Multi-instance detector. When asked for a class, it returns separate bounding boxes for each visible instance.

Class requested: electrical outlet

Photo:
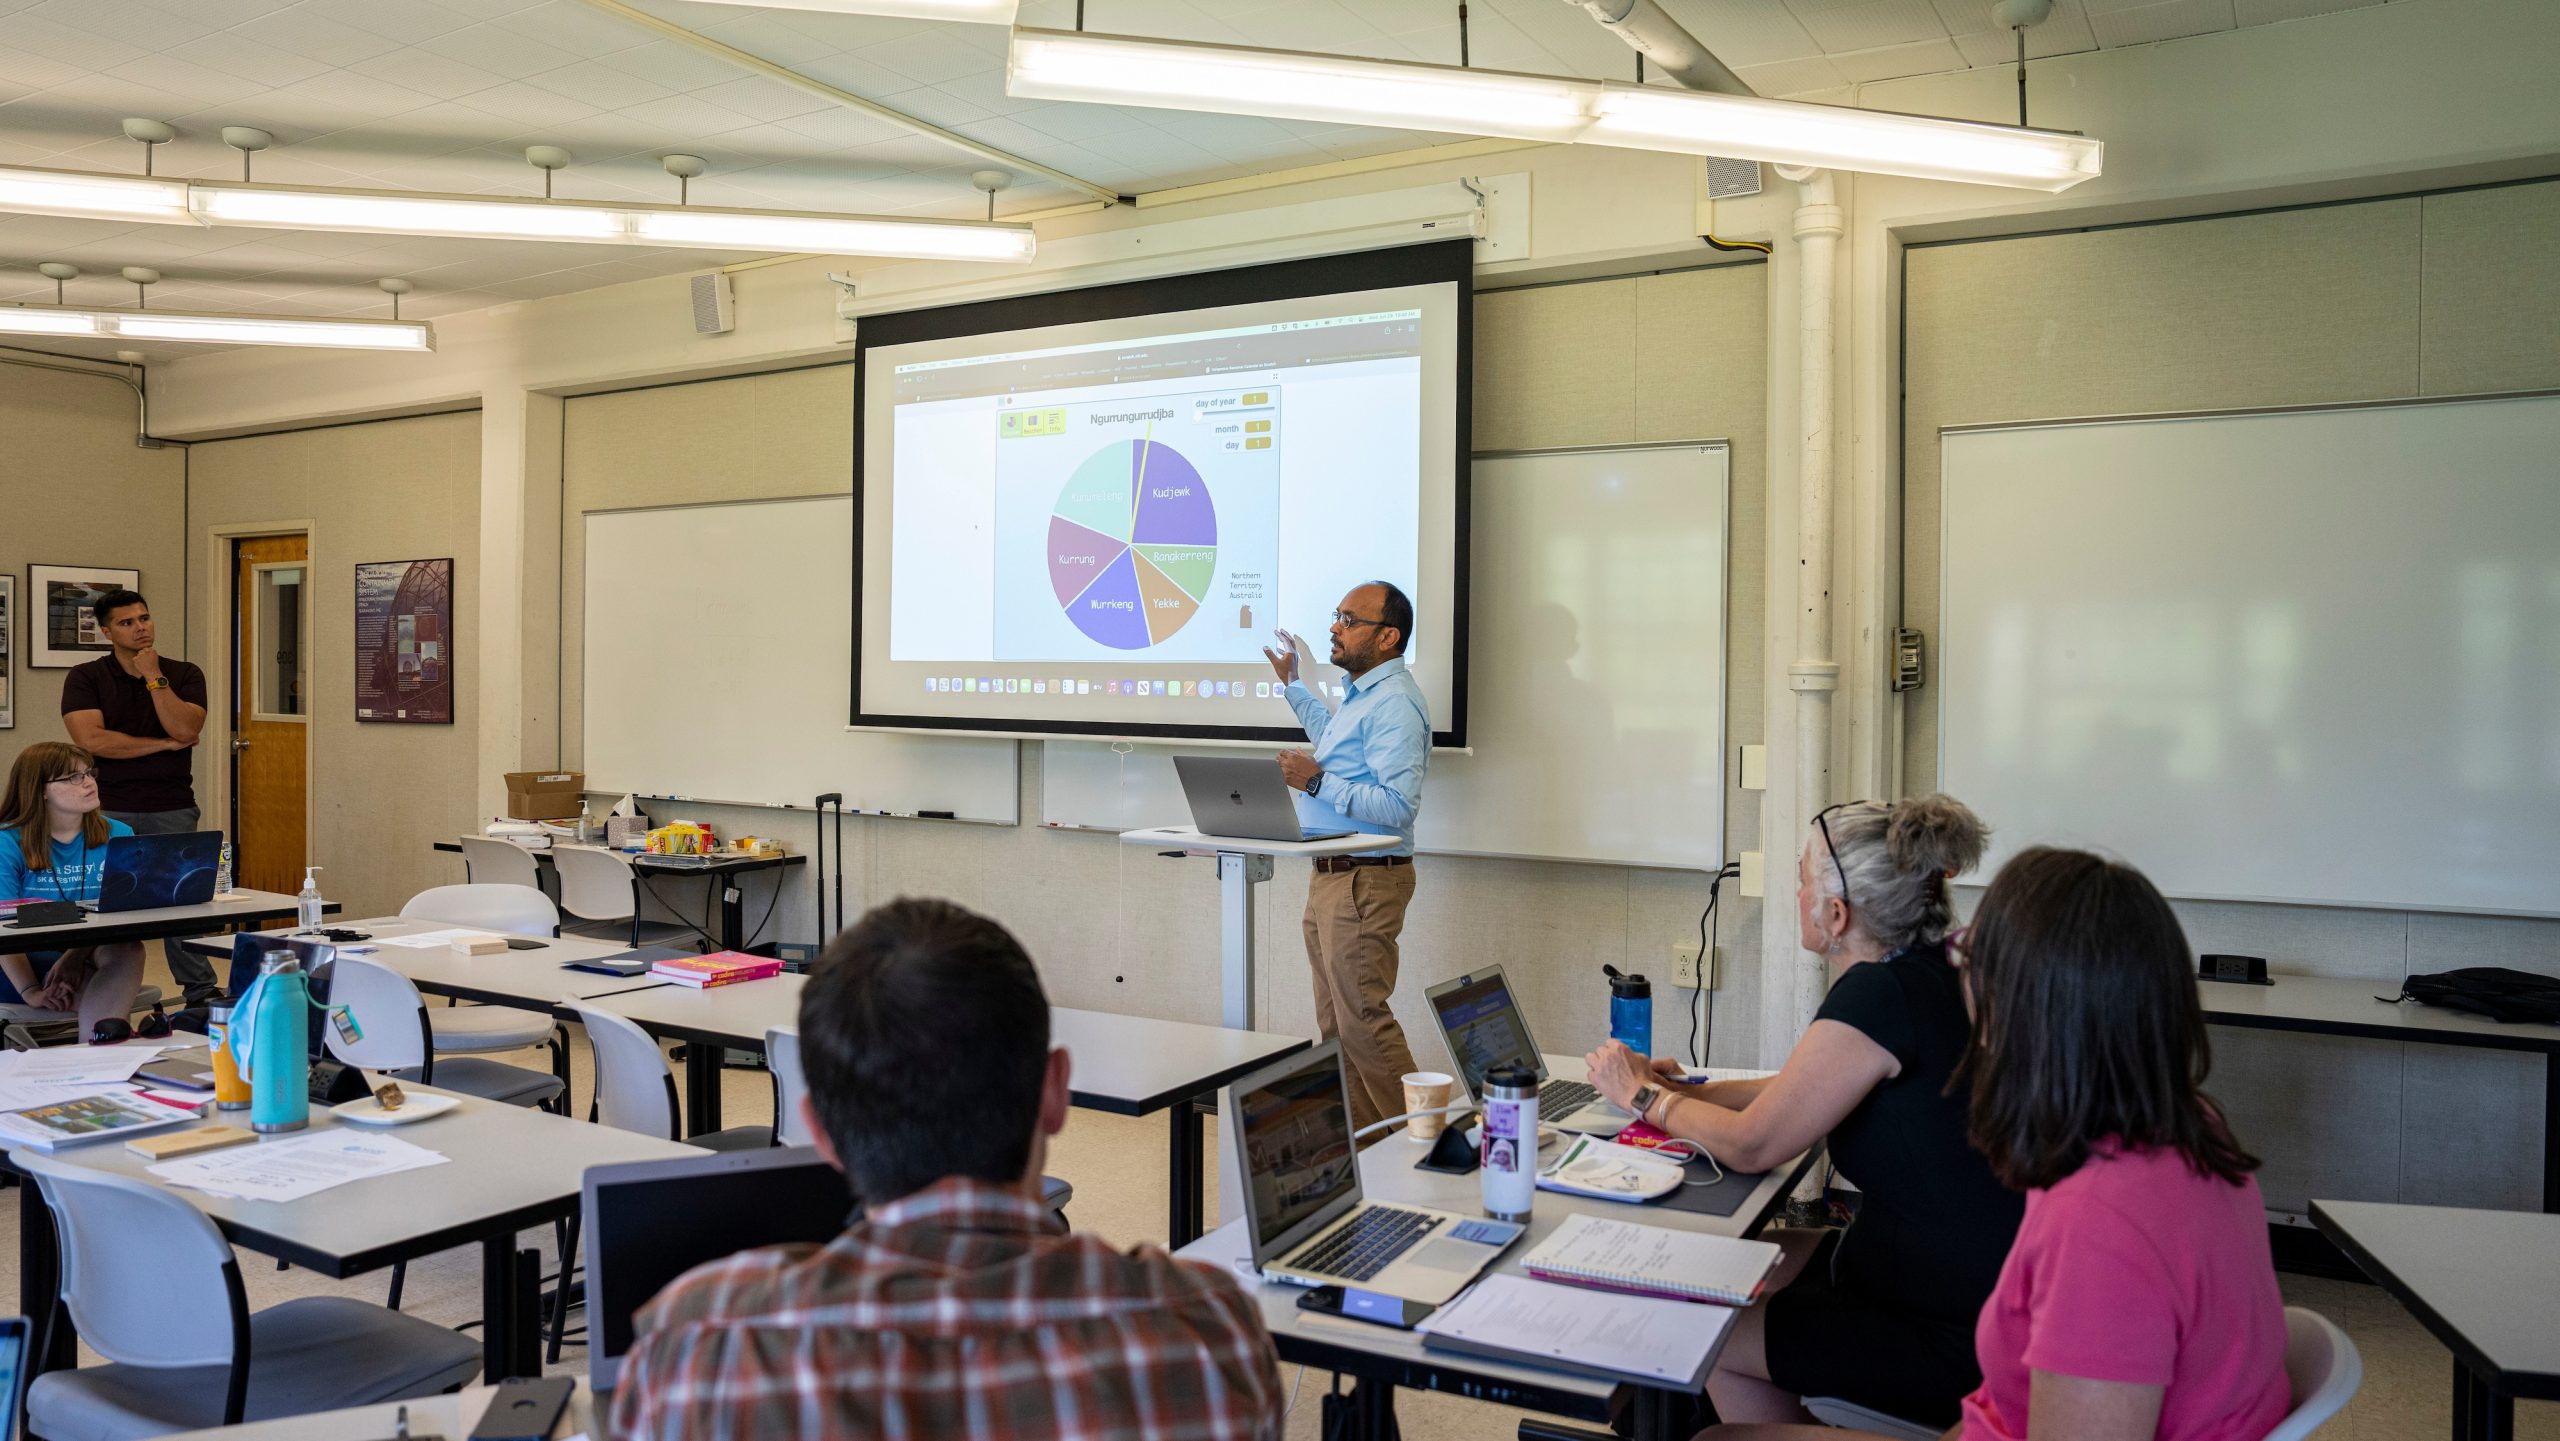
[1669,943,1718,990]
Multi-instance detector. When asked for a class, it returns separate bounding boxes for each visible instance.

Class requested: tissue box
[606,814,651,849]
[503,771,584,821]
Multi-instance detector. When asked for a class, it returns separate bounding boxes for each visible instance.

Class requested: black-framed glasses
[46,769,98,787]
[1329,610,1388,630]
[1811,800,1870,902]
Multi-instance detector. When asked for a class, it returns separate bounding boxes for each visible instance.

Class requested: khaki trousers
[1302,863,1420,1134]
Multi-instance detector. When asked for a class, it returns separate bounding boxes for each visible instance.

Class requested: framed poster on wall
[354,557,453,724]
[28,563,140,668]
[0,575,14,728]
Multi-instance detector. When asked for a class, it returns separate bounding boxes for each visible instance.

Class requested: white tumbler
[1479,1064,1539,1221]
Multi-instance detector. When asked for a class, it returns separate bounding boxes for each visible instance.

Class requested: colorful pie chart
[1049,439,1218,650]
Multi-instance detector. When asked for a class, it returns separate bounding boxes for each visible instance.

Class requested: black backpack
[2393,967,2560,1025]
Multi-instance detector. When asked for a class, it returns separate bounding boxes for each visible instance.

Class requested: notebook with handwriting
[1521,1214,1781,1305]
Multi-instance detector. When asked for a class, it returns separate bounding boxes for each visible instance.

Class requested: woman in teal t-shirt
[0,743,146,1032]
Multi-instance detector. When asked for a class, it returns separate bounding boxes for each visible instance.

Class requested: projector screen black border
[849,237,1472,750]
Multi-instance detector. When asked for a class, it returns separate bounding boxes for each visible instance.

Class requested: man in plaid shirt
[609,897,1287,1441]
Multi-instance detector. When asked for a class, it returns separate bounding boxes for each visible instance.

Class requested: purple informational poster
[354,558,453,724]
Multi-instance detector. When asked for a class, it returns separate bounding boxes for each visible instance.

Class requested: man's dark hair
[1368,581,1414,655]
[90,589,147,630]
[1956,846,2258,1191]
[798,897,1052,1205]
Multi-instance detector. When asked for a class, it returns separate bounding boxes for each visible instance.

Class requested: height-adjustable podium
[1116,826,1401,1030]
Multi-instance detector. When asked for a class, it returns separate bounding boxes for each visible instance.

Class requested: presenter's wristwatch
[1301,771,1322,796]
[1628,1084,1661,1124]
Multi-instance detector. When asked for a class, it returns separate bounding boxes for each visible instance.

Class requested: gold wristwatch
[144,676,170,692]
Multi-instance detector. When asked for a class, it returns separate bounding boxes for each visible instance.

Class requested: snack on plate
[373,1080,406,1112]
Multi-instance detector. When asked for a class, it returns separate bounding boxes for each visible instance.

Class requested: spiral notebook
[1520,1214,1782,1306]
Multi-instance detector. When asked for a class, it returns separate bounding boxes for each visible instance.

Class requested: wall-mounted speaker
[689,272,735,336]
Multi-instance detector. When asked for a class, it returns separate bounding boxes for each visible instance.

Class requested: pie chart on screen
[1048,438,1218,650]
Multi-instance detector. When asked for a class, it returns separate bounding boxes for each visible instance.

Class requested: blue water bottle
[236,955,313,1134]
[1604,965,1652,1062]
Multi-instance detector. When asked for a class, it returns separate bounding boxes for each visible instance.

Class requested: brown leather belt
[1313,855,1412,873]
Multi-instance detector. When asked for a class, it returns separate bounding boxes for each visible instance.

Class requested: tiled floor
[10,983,2554,1439]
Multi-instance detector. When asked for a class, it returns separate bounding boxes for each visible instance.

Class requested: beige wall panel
[2208,1030,2402,1214]
[1902,199,2422,790]
[2420,181,2560,397]
[189,411,482,922]
[1473,282,1637,453]
[2397,1045,2543,1211]
[2408,911,2560,981]
[2174,899,2410,982]
[0,367,188,783]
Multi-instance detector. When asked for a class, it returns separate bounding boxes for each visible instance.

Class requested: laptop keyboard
[1539,1079,1603,1114]
[1292,1207,1443,1282]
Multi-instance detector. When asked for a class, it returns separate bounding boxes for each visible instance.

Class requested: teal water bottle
[238,956,312,1133]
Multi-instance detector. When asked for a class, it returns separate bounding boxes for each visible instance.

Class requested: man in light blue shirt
[1265,581,1430,1132]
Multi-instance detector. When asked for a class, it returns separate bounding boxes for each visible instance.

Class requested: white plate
[330,1092,460,1126]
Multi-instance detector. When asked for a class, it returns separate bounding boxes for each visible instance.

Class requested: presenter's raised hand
[1277,750,1321,793]
[1263,639,1299,685]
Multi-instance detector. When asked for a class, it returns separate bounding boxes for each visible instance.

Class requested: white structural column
[1773,165,1842,1049]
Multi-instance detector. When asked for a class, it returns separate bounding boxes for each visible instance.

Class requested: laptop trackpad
[1412,1238,1496,1272]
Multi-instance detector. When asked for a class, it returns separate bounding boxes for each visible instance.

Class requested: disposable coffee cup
[1402,1071,1454,1142]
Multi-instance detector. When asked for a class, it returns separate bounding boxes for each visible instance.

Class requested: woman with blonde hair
[1586,795,2017,1429]
[0,743,147,1034]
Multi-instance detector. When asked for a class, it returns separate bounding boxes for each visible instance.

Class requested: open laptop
[583,1146,854,1396]
[0,1314,25,1440]
[1423,966,1635,1136]
[1224,1041,1521,1306]
[94,831,223,913]
[1173,755,1352,843]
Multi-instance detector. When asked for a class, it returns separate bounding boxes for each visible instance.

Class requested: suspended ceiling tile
[419,21,590,80]
[2231,0,2383,21]
[610,91,763,139]
[486,0,656,56]
[686,11,845,68]
[855,26,1000,88]
[690,74,839,124]
[330,0,481,44]
[227,7,408,68]
[870,83,992,130]
[30,0,218,48]
[141,0,297,27]
[1784,0,1949,52]
[4,15,150,73]
[459,78,607,129]
[1004,101,1150,145]
[1731,54,1852,95]
[341,48,513,102]
[176,30,337,88]
[789,49,908,97]
[770,105,911,150]
[2090,0,2235,45]
[589,38,751,92]
[1828,34,1967,82]
[1949,7,2103,64]
[1667,0,1829,67]
[0,46,87,91]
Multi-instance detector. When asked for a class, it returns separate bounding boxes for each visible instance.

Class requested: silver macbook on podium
[1173,755,1352,843]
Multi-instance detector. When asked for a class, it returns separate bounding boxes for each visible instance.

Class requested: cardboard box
[503,770,584,821]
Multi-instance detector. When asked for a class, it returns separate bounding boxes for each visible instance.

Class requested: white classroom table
[1118,825,1400,1030]
[164,1380,593,1440]
[580,973,1311,1246]
[1179,1116,1817,1441]
[12,1076,696,1387]
[0,888,325,956]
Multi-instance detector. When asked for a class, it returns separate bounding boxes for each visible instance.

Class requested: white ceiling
[0,0,2391,362]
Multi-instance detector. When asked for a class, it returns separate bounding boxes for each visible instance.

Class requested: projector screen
[853,241,1470,746]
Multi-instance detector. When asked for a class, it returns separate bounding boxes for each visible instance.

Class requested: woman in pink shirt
[1705,846,2291,1441]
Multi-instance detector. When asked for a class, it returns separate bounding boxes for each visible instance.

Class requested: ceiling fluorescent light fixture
[1006,29,1597,143]
[1005,29,2102,192]
[671,0,1015,18]
[1585,83,2102,192]
[0,166,191,222]
[192,184,625,241]
[630,207,1035,262]
[0,303,433,351]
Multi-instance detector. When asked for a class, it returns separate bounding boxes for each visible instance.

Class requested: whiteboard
[1940,393,2560,918]
[1042,444,1728,869]
[582,497,1018,821]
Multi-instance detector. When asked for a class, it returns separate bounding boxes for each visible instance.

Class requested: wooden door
[232,535,309,896]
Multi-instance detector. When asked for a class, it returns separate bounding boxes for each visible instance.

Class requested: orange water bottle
[207,1002,251,1111]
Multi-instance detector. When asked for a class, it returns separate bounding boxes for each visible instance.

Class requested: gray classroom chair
[455,836,542,891]
[765,1024,812,1147]
[0,985,166,1050]
[322,955,565,1112]
[1804,1305,2363,1441]
[567,1004,772,1152]
[550,845,691,949]
[394,885,569,1087]
[15,1150,481,1440]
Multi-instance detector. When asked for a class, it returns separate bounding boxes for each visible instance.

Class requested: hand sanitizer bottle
[296,865,325,933]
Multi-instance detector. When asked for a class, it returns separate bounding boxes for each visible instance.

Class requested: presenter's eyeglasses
[1329,610,1388,631]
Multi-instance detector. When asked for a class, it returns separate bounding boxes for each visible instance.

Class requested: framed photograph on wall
[354,557,453,724]
[0,575,15,728]
[28,563,141,668]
